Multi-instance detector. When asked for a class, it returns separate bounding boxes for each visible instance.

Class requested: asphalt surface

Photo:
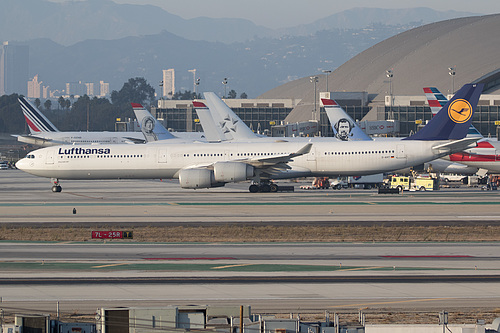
[2,169,500,314]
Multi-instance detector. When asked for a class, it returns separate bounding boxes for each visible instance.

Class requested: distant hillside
[0,0,272,45]
[26,24,418,98]
[0,1,477,45]
[280,7,477,35]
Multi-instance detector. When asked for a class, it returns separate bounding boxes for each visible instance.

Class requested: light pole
[310,76,319,121]
[222,78,228,98]
[448,67,456,94]
[323,70,332,92]
[386,69,393,120]
[194,78,200,99]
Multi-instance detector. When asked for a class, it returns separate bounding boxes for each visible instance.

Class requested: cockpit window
[27,154,35,159]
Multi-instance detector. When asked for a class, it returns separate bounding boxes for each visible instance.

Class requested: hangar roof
[258,14,500,123]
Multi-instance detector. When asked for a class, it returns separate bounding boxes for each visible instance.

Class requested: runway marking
[211,264,255,269]
[337,266,385,272]
[1,201,500,207]
[92,263,129,268]
[328,297,456,308]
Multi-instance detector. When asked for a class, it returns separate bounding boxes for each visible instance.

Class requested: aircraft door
[158,148,167,163]
[45,150,54,164]
[396,144,406,159]
[496,150,500,161]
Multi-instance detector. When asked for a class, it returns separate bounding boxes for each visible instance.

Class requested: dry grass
[1,225,500,242]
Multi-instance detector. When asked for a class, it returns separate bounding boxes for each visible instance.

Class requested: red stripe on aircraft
[24,115,41,132]
[321,98,337,106]
[192,101,208,108]
[428,100,442,107]
[476,141,495,149]
[130,103,143,108]
[449,152,498,162]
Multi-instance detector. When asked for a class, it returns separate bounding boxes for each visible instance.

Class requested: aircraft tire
[52,185,62,193]
[249,184,260,193]
[270,183,278,192]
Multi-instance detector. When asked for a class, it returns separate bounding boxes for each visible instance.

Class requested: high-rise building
[99,81,109,97]
[85,82,94,96]
[162,69,175,98]
[0,41,29,96]
[27,75,42,99]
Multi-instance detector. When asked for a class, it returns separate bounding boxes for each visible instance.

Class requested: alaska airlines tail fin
[18,96,59,133]
[192,101,226,142]
[203,92,257,140]
[321,98,372,141]
[131,103,176,142]
[405,83,483,141]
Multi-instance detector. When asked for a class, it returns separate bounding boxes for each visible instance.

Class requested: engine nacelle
[179,168,222,189]
[213,161,254,183]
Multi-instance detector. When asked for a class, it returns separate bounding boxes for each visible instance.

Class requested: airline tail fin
[131,103,176,142]
[18,96,59,133]
[405,83,483,141]
[203,92,257,140]
[192,101,226,142]
[321,98,372,141]
[423,87,448,116]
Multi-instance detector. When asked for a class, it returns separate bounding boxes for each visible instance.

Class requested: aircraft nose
[15,158,30,170]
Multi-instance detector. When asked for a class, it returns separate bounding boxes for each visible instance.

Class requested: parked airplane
[16,96,147,146]
[16,83,483,192]
[424,87,500,173]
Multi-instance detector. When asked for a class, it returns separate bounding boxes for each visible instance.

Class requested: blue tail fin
[404,83,483,141]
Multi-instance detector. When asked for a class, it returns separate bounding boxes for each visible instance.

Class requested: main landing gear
[51,178,62,192]
[248,181,279,193]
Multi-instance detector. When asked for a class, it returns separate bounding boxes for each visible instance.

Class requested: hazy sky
[98,0,500,28]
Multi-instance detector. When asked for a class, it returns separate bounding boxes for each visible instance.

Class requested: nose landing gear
[51,178,62,192]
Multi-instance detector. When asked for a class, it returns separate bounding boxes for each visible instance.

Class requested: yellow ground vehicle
[390,175,439,191]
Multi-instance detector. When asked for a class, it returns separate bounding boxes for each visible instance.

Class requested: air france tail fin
[18,96,59,133]
[423,87,483,139]
[321,98,372,141]
[131,103,176,142]
[405,83,483,141]
[192,101,226,142]
[203,92,257,140]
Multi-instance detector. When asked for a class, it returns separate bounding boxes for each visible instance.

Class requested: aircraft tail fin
[131,103,176,142]
[405,83,483,141]
[423,87,448,116]
[192,101,226,142]
[203,92,257,140]
[321,98,372,141]
[18,96,59,133]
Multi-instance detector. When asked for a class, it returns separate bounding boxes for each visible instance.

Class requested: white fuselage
[17,139,450,182]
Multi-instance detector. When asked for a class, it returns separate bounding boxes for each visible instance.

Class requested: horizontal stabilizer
[432,137,479,154]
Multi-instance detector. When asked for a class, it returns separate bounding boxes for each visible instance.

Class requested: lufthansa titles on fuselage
[58,147,111,155]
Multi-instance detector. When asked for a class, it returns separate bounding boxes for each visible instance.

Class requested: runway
[1,169,500,315]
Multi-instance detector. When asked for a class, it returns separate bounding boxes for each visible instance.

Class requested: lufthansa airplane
[16,83,483,193]
[424,87,500,173]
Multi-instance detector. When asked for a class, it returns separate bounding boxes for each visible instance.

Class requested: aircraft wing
[432,138,480,154]
[242,143,313,168]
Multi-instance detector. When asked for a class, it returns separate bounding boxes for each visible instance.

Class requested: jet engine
[179,168,224,189]
[213,161,254,182]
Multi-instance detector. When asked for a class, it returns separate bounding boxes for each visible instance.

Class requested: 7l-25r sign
[92,231,133,239]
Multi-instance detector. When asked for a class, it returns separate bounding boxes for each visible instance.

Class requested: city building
[161,68,175,98]
[27,75,43,99]
[0,41,29,96]
[99,80,109,97]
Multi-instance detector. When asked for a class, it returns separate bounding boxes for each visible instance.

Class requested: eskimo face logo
[142,116,155,133]
[448,99,473,124]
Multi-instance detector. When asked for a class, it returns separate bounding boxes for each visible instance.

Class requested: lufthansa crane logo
[448,99,473,124]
